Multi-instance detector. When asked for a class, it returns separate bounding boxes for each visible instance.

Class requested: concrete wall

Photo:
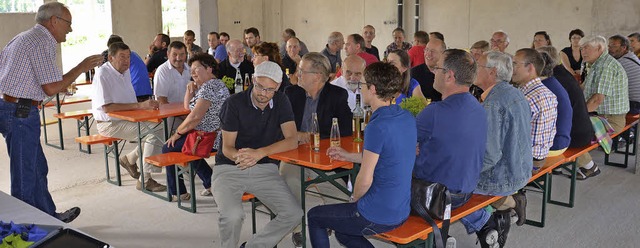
[110,0,162,57]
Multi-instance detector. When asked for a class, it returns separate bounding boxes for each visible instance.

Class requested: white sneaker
[200,188,212,196]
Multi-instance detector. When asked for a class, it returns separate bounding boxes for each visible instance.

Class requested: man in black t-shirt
[145,33,169,72]
[213,61,303,248]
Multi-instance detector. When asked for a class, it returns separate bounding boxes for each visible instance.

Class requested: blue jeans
[161,134,212,196]
[307,203,403,248]
[0,100,56,216]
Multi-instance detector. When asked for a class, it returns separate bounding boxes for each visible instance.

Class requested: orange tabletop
[269,136,363,170]
[107,102,190,122]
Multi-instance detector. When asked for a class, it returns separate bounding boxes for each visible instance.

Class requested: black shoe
[476,218,499,248]
[56,207,81,223]
[512,190,527,226]
[292,232,303,247]
[239,242,246,248]
[494,210,511,248]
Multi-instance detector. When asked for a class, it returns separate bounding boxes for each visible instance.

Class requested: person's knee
[219,206,245,226]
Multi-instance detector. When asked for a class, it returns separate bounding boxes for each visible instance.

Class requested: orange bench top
[376,194,502,244]
[75,134,120,145]
[43,96,91,107]
[53,109,92,120]
[145,152,217,167]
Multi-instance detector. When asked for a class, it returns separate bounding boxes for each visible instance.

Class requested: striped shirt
[519,77,558,160]
[617,52,640,102]
[583,52,629,114]
[0,24,62,101]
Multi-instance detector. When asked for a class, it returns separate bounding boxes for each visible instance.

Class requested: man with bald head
[491,31,510,52]
[321,31,345,75]
[0,2,103,223]
[218,39,254,83]
[279,28,309,58]
[331,55,366,109]
[411,38,445,101]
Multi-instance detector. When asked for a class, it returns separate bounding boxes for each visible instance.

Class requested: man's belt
[1,94,41,106]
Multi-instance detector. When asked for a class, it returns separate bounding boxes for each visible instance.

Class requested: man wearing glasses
[0,2,103,222]
[330,55,366,109]
[218,39,254,86]
[281,52,353,246]
[490,31,510,53]
[213,61,303,248]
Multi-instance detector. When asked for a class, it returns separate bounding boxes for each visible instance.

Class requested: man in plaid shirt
[0,2,103,222]
[577,35,629,180]
[512,48,558,170]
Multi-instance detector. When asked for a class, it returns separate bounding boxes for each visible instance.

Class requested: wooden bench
[53,110,93,153]
[604,114,640,168]
[41,94,92,150]
[145,151,217,212]
[75,135,124,186]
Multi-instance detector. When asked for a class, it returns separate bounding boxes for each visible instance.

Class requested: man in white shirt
[92,42,167,192]
[330,55,366,109]
[154,41,191,131]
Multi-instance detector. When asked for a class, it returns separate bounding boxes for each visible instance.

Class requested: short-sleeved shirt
[411,64,442,101]
[519,78,558,159]
[147,48,167,72]
[365,45,380,61]
[189,78,230,132]
[153,61,190,103]
[208,44,228,62]
[583,52,629,114]
[91,62,137,122]
[407,45,426,67]
[357,104,416,226]
[215,90,294,165]
[0,24,62,101]
[395,78,420,104]
[384,41,412,58]
[282,54,297,75]
[357,52,379,66]
[414,93,487,194]
[130,52,153,97]
[617,52,640,102]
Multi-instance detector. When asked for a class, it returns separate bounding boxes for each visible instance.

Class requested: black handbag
[410,177,452,248]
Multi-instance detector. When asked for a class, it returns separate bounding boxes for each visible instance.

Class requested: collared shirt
[617,51,640,102]
[0,24,62,101]
[208,44,228,62]
[480,85,495,102]
[216,90,293,166]
[153,61,190,103]
[330,76,357,109]
[147,48,167,72]
[384,41,412,58]
[300,91,321,132]
[91,62,137,122]
[519,77,558,160]
[583,51,629,114]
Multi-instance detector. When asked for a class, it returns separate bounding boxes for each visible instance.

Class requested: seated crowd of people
[93,24,640,248]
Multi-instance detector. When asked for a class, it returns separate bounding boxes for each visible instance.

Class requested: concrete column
[111,0,163,57]
[186,0,219,49]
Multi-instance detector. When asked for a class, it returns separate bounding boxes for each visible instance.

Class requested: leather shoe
[119,156,140,179]
[56,207,81,223]
[136,178,167,192]
[512,190,527,226]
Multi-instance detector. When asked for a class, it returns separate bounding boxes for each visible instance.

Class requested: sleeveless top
[561,47,583,71]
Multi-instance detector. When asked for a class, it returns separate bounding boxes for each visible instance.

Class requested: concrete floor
[1,98,640,247]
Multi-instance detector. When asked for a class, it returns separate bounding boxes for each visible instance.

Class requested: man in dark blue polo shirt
[213,61,303,248]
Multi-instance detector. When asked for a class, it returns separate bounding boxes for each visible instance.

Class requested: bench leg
[44,94,64,150]
[176,162,197,213]
[548,161,577,208]
[77,116,92,154]
[104,141,122,186]
[525,173,549,228]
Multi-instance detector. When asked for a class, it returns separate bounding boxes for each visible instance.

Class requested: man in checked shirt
[0,2,103,223]
[511,48,558,171]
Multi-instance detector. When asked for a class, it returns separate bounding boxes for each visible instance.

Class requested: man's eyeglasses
[297,69,320,75]
[512,61,530,66]
[253,82,277,94]
[477,64,492,69]
[56,16,72,26]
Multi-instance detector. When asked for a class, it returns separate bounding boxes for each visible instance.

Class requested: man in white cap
[212,61,303,248]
